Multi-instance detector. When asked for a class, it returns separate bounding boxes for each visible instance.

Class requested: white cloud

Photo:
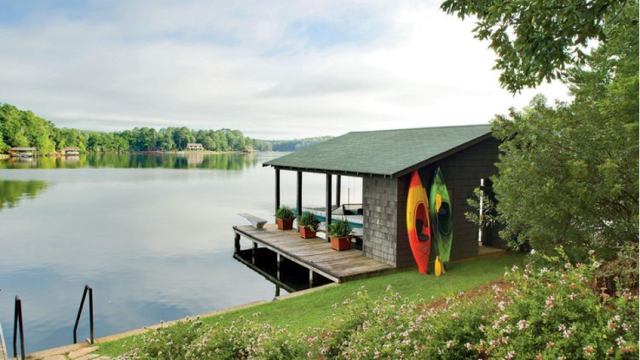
[0,0,570,139]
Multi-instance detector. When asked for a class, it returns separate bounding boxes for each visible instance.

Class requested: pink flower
[546,296,555,309]
[517,320,528,331]
[547,341,554,348]
[584,346,595,356]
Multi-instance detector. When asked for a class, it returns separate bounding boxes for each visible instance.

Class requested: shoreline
[0,150,258,158]
[23,283,337,359]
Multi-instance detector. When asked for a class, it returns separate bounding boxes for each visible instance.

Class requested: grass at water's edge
[98,253,523,357]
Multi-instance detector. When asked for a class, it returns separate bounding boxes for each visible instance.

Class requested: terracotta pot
[330,236,351,251]
[277,218,294,230]
[299,226,316,239]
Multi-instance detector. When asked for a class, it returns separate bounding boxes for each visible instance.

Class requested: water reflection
[0,153,259,170]
[0,180,48,210]
[0,152,362,353]
[233,248,332,295]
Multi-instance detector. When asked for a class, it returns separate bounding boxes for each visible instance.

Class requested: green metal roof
[264,124,492,177]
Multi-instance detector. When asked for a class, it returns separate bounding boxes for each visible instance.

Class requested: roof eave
[390,132,493,178]
[264,164,392,178]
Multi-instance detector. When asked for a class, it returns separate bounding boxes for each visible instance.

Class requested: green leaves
[328,219,353,238]
[275,205,295,220]
[440,0,628,93]
[297,212,320,231]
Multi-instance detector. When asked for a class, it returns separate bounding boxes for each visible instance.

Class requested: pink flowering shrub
[119,254,639,360]
[480,258,639,359]
[119,317,307,360]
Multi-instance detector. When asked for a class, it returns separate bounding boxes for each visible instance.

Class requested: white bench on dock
[238,213,268,229]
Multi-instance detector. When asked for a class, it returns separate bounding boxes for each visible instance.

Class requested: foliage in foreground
[117,254,638,360]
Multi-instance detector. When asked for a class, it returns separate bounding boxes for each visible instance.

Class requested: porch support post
[309,269,314,288]
[326,174,332,228]
[275,169,280,214]
[296,171,302,218]
[336,175,341,207]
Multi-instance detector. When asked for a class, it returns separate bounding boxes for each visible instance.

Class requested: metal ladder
[3,285,95,359]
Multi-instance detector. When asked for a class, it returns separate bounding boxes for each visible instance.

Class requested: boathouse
[263,124,505,269]
[62,147,80,156]
[9,147,37,157]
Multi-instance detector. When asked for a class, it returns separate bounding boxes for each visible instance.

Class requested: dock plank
[233,225,393,282]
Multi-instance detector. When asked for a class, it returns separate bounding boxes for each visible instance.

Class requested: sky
[0,0,571,140]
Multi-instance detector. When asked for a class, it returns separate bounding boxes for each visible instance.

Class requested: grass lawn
[99,253,522,357]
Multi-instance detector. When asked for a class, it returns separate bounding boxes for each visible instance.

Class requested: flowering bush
[119,253,639,360]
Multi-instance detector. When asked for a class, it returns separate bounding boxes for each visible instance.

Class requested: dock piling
[234,233,241,253]
[277,254,282,280]
[252,242,258,264]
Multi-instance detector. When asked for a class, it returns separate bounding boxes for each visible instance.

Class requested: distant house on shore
[62,147,80,156]
[10,147,37,157]
[186,143,204,151]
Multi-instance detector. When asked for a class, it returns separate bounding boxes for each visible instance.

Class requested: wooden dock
[233,225,394,283]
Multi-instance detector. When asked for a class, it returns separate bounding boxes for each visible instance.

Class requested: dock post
[252,242,258,264]
[336,175,341,207]
[326,174,332,234]
[234,233,241,253]
[276,253,282,280]
[296,171,303,218]
[309,269,314,288]
[275,169,281,216]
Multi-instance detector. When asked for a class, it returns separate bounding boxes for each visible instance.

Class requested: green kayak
[429,167,452,266]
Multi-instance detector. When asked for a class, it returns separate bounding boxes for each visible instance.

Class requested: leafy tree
[0,130,8,151]
[492,94,638,260]
[441,0,632,92]
[483,3,638,262]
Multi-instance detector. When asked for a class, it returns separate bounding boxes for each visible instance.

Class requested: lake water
[0,153,362,353]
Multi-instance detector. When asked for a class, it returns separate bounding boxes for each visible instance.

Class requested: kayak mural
[429,167,453,276]
[406,171,432,274]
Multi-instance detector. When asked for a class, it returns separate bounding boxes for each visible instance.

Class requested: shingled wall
[363,137,502,268]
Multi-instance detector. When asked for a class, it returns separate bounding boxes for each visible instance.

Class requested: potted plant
[297,212,320,239]
[275,205,295,230]
[328,220,352,251]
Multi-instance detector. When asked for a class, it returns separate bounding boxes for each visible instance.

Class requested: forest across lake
[0,103,332,154]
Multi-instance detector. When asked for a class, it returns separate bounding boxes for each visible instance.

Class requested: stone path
[37,346,110,360]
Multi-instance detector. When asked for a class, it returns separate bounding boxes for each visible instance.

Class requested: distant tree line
[0,103,330,154]
[252,136,334,152]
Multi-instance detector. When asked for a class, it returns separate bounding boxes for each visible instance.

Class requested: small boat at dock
[301,204,363,228]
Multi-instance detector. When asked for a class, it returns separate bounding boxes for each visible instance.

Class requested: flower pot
[277,218,294,230]
[330,236,351,251]
[299,226,316,239]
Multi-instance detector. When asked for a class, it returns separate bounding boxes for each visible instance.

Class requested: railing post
[13,296,25,360]
[89,287,94,344]
[73,285,94,345]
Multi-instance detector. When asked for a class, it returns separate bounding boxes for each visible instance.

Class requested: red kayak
[406,171,432,274]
